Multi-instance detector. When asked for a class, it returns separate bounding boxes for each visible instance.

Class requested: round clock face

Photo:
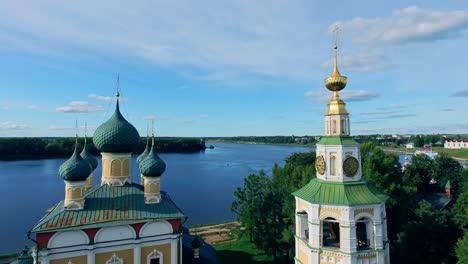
[343,156,359,177]
[316,156,326,175]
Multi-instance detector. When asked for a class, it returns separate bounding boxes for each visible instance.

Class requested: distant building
[444,140,468,149]
[405,143,414,149]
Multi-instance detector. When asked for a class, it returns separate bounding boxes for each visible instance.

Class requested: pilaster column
[134,246,141,263]
[171,238,177,264]
[87,251,94,264]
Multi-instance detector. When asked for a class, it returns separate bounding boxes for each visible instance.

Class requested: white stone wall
[294,198,390,264]
[444,141,468,149]
[315,144,362,182]
[38,221,179,264]
[325,115,350,137]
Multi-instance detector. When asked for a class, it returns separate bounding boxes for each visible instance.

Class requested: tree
[393,201,458,264]
[402,154,433,195]
[254,182,286,262]
[231,171,270,242]
[431,154,463,195]
[456,232,468,264]
[452,183,468,230]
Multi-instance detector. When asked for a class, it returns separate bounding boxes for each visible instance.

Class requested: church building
[24,88,217,264]
[293,33,390,264]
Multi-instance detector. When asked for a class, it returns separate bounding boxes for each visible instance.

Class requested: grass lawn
[214,237,280,264]
[432,147,468,159]
[382,146,468,159]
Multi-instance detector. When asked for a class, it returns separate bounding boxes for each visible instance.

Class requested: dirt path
[189,221,240,244]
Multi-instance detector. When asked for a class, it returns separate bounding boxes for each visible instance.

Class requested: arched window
[297,211,309,240]
[330,156,336,176]
[326,120,329,134]
[332,120,337,134]
[106,254,124,264]
[147,249,163,264]
[356,218,373,250]
[122,159,130,176]
[111,159,122,176]
[322,217,340,248]
[341,119,345,134]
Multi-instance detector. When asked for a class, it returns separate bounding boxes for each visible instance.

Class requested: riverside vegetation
[225,142,468,263]
[0,137,206,160]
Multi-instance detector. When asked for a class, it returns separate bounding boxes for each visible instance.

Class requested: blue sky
[1,0,468,137]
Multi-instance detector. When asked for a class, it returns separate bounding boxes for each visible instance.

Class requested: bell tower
[293,28,390,264]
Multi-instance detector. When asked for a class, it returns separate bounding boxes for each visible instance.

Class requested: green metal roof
[424,193,452,210]
[293,178,387,206]
[10,249,33,264]
[31,183,185,233]
[93,101,140,153]
[317,136,358,146]
[59,146,92,182]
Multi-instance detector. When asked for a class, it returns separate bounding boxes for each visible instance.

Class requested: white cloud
[305,89,379,103]
[56,101,104,113]
[0,1,321,80]
[142,114,170,121]
[450,91,468,97]
[333,6,468,45]
[27,104,40,110]
[88,93,127,102]
[321,50,390,72]
[0,122,32,130]
[48,125,72,131]
[176,119,196,124]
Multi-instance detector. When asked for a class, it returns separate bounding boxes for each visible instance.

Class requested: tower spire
[75,119,79,146]
[325,26,347,92]
[116,73,121,99]
[151,119,155,146]
[332,26,340,76]
[84,122,88,144]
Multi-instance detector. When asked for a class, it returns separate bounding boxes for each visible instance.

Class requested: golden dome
[326,92,348,115]
[325,28,347,92]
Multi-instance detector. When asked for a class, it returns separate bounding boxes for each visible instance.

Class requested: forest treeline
[220,134,468,148]
[232,142,468,263]
[223,136,317,146]
[0,137,206,160]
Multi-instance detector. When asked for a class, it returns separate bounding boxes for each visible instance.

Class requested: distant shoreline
[209,139,315,148]
[0,137,206,161]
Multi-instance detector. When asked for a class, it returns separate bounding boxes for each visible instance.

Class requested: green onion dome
[80,140,98,170]
[137,138,150,165]
[139,142,166,177]
[191,236,202,249]
[59,146,92,181]
[93,100,140,153]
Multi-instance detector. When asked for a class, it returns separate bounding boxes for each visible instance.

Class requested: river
[0,142,313,254]
[0,142,410,254]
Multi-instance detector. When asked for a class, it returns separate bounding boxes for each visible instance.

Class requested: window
[330,156,336,176]
[322,218,340,248]
[332,120,337,134]
[106,254,123,264]
[147,249,163,264]
[297,211,309,240]
[356,218,373,250]
[341,119,345,134]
